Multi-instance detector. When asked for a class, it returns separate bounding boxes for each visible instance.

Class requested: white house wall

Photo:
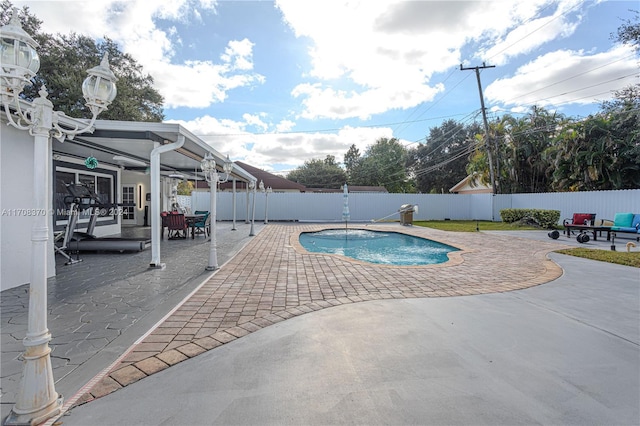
[1,126,55,291]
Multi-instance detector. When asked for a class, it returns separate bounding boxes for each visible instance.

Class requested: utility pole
[460,62,497,194]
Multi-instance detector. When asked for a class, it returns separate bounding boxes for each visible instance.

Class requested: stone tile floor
[1,221,262,420]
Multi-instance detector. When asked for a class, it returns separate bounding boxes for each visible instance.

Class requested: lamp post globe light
[1,9,118,426]
[200,152,233,271]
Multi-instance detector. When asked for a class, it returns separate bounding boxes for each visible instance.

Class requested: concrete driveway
[62,251,639,425]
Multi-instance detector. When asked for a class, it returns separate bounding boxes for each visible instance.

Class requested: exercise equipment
[577,232,590,243]
[55,183,149,265]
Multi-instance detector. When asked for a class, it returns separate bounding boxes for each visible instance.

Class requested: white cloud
[276,0,589,120]
[485,45,639,110]
[167,115,402,172]
[291,83,444,120]
[17,0,263,109]
[480,0,583,65]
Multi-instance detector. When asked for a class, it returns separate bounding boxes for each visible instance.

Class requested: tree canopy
[1,1,164,122]
[286,155,347,189]
[408,120,481,193]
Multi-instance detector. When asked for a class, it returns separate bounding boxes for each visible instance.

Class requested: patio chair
[166,212,188,239]
[193,211,210,237]
[563,213,596,228]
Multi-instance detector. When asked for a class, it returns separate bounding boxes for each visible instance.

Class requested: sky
[14,0,640,174]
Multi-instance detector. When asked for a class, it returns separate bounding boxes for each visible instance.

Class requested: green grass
[414,220,539,232]
[555,248,640,268]
[414,220,640,268]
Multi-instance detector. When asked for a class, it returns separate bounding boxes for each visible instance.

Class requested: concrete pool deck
[66,224,572,404]
[59,223,639,425]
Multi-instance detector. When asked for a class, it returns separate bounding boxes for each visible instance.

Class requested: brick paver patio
[75,224,570,405]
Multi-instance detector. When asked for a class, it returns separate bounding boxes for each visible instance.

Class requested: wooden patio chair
[166,212,188,239]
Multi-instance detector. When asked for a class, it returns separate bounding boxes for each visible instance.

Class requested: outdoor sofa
[609,212,640,241]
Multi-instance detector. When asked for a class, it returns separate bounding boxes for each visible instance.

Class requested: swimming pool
[299,228,459,266]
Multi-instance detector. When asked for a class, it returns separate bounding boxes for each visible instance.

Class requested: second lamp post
[200,153,233,270]
[259,180,272,224]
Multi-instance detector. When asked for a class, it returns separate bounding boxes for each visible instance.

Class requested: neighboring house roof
[349,185,388,193]
[449,174,493,194]
[218,161,307,192]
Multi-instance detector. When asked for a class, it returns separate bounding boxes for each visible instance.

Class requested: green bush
[499,209,560,229]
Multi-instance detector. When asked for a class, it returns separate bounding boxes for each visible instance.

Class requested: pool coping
[290,224,471,268]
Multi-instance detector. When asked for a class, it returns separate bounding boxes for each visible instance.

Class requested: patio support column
[149,136,184,269]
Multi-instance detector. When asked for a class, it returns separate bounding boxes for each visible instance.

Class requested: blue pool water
[299,229,458,266]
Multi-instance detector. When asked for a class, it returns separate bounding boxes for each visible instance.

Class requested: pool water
[299,229,458,266]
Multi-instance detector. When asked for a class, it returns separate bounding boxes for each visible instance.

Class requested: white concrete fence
[189,189,640,224]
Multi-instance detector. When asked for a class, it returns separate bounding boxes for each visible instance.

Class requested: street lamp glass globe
[82,54,118,108]
[0,9,41,90]
[0,37,40,74]
[200,152,216,174]
[223,155,233,175]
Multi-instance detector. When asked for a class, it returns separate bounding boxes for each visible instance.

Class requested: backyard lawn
[415,220,640,268]
[413,220,539,232]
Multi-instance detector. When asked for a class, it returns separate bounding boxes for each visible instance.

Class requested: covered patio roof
[52,119,255,183]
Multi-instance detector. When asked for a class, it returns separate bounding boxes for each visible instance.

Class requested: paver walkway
[78,224,570,406]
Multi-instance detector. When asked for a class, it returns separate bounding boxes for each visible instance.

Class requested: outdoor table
[564,224,612,241]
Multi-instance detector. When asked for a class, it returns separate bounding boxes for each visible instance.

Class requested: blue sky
[17,0,639,174]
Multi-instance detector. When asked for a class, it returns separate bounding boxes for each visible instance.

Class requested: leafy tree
[465,107,564,193]
[497,107,562,193]
[343,144,361,181]
[409,119,481,194]
[1,1,164,122]
[548,89,640,191]
[612,9,639,53]
[177,180,194,196]
[286,155,347,189]
[350,138,413,193]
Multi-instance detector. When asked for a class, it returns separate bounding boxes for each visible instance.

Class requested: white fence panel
[500,189,640,223]
[196,189,640,224]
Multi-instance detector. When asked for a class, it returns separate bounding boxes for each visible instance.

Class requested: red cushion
[572,213,594,225]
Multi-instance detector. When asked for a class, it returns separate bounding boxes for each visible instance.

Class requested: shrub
[500,209,560,229]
